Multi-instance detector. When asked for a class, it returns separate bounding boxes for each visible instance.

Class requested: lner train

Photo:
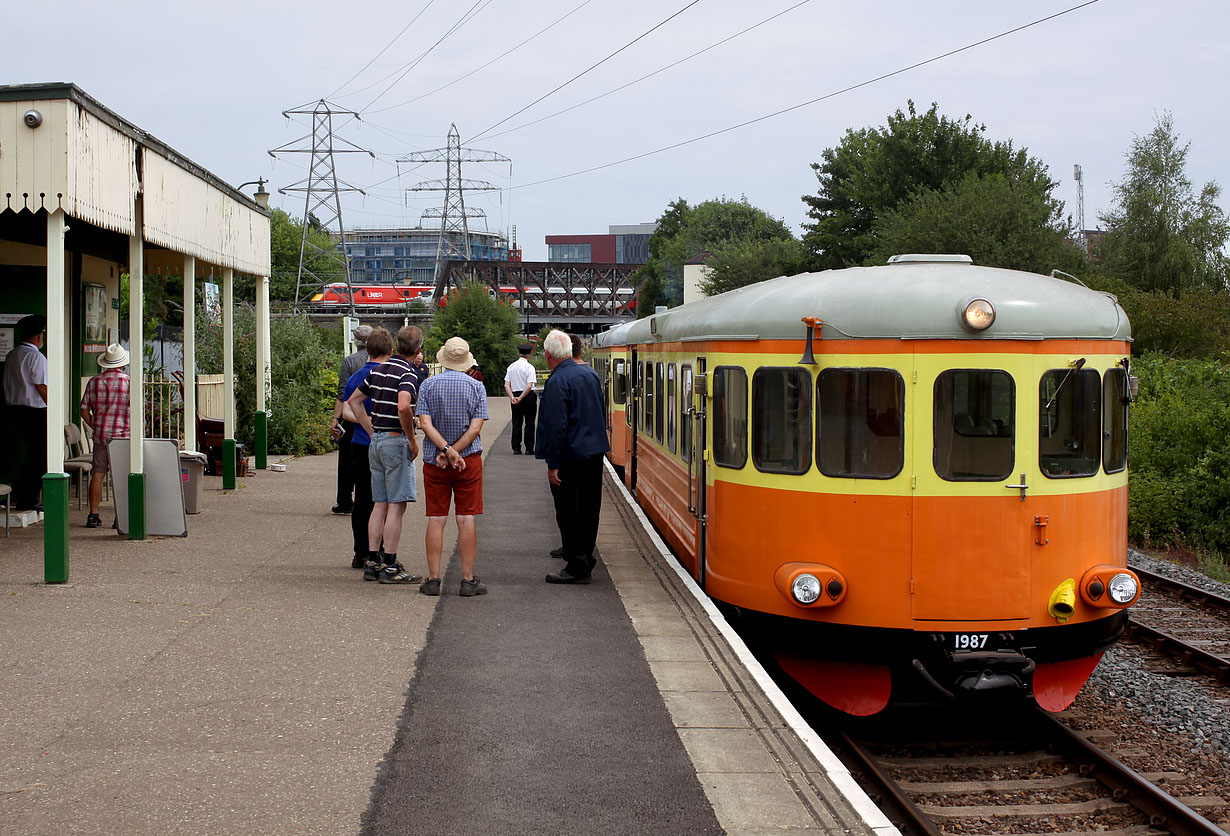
[592,254,1141,716]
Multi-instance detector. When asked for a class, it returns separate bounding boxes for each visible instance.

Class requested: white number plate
[953,633,990,650]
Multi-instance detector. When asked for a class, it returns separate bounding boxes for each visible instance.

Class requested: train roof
[595,256,1131,347]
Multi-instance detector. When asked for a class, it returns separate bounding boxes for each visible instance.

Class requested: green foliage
[802,101,1060,270]
[234,209,341,305]
[1097,112,1229,296]
[701,237,808,296]
[425,282,522,394]
[635,196,798,308]
[1085,274,1230,358]
[1127,353,1230,555]
[867,171,1086,274]
[196,306,336,455]
[119,272,187,329]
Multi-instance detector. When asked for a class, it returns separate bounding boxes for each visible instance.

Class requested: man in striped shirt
[80,343,131,528]
[347,325,424,584]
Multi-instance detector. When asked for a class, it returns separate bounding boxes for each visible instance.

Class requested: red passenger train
[592,255,1142,715]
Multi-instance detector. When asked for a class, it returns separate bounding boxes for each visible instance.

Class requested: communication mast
[400,124,510,302]
[270,100,374,313]
[1074,164,1086,255]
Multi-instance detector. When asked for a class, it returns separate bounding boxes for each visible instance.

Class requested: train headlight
[961,298,995,331]
[1107,573,1139,604]
[791,574,822,605]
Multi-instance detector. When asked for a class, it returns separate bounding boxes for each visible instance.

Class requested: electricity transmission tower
[270,100,374,313]
[400,124,510,301]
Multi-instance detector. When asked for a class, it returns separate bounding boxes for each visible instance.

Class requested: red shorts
[423,453,483,516]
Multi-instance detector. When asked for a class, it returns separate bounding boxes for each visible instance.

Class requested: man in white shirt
[503,343,538,455]
[3,315,48,511]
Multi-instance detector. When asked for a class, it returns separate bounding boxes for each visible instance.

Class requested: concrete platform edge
[602,460,900,836]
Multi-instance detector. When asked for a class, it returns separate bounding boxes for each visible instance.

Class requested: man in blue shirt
[536,330,609,584]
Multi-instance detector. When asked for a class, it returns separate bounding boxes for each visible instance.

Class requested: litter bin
[179,451,208,515]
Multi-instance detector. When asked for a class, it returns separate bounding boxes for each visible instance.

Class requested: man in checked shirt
[80,343,131,528]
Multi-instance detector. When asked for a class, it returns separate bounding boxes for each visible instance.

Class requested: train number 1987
[953,634,990,650]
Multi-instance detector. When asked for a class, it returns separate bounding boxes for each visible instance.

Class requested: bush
[196,306,337,455]
[425,282,523,394]
[1128,353,1230,553]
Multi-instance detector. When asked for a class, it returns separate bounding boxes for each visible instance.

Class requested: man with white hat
[80,343,131,528]
[415,336,489,597]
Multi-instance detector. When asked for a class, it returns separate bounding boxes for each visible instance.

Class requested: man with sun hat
[80,343,131,528]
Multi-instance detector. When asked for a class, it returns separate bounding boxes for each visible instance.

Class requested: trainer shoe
[363,560,382,582]
[459,577,488,597]
[379,563,423,584]
[85,513,102,528]
[419,577,442,596]
[331,503,352,515]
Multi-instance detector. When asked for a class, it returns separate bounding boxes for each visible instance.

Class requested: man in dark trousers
[536,329,609,584]
[3,315,48,511]
[331,324,372,514]
[503,343,537,455]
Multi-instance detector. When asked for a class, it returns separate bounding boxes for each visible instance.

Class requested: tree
[802,102,1059,270]
[867,171,1085,275]
[1097,112,1229,296]
[635,197,797,308]
[700,237,807,296]
[234,209,342,304]
[424,282,522,394]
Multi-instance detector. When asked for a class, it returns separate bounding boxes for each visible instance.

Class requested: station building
[0,82,272,580]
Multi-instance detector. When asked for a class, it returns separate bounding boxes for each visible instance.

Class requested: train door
[911,361,1029,621]
[628,348,639,492]
[685,357,708,587]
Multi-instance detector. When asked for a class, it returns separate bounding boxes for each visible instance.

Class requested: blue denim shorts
[369,431,417,503]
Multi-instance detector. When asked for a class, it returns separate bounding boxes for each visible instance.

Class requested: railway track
[829,707,1229,836]
[1123,566,1230,685]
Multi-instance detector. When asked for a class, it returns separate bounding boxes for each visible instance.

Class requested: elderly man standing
[416,337,489,597]
[79,344,131,528]
[331,324,373,515]
[3,314,48,512]
[536,330,609,585]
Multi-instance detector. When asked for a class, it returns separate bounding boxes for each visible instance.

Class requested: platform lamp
[237,177,272,471]
[237,178,271,208]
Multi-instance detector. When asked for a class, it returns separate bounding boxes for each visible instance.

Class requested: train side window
[1102,368,1128,473]
[667,364,677,454]
[1039,368,1100,478]
[655,362,665,443]
[752,367,811,475]
[643,361,654,438]
[627,359,636,427]
[613,359,627,405]
[934,370,1014,481]
[817,368,903,479]
[680,365,693,464]
[713,366,749,469]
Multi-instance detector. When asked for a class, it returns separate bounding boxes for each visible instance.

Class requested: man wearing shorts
[79,343,131,528]
[347,325,423,584]
[416,336,489,597]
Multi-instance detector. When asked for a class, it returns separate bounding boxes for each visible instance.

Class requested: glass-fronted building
[546,222,656,264]
[341,227,509,285]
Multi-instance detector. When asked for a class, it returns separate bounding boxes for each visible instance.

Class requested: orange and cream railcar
[593,255,1141,716]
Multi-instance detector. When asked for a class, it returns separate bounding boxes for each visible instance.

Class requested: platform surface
[0,397,889,836]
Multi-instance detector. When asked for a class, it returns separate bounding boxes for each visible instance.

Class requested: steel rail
[1034,711,1228,836]
[1132,566,1230,611]
[831,729,946,836]
[1122,620,1230,683]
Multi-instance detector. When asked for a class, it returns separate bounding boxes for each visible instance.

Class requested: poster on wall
[84,283,107,352]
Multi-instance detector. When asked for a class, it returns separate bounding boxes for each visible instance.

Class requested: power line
[468,0,701,142]
[481,0,809,142]
[327,0,438,99]
[366,0,598,115]
[507,0,1101,191]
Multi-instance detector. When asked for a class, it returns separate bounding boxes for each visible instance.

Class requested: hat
[437,336,476,372]
[518,343,533,355]
[353,324,373,346]
[97,343,129,369]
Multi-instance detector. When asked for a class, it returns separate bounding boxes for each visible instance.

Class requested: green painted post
[128,472,146,540]
[254,410,267,470]
[223,438,236,490]
[43,474,70,583]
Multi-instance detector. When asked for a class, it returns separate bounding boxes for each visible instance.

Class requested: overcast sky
[8,0,1228,262]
